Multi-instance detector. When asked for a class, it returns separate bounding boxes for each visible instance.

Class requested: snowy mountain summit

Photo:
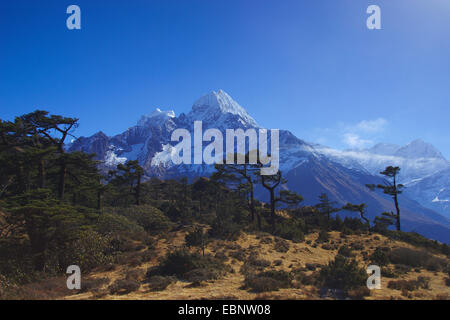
[186,90,258,129]
[137,108,175,127]
[366,140,445,160]
[395,139,446,160]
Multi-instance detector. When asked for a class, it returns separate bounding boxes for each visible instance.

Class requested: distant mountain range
[69,90,450,243]
[316,140,450,220]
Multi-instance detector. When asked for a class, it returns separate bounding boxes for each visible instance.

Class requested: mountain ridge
[68,90,450,243]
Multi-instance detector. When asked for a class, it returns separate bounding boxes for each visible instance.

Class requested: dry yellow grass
[63,229,450,300]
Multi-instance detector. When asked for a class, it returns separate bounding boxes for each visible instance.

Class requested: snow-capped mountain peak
[187,90,258,128]
[395,139,445,160]
[137,108,176,127]
[367,143,401,156]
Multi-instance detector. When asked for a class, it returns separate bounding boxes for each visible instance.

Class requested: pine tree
[316,193,341,229]
[212,154,259,226]
[342,203,370,227]
[109,160,144,206]
[366,166,403,231]
[259,171,303,229]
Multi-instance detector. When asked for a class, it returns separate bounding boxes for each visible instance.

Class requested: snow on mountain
[316,144,449,184]
[68,90,450,243]
[316,140,450,220]
[404,168,450,219]
[186,90,259,129]
[137,108,175,127]
[394,139,446,160]
[366,143,401,156]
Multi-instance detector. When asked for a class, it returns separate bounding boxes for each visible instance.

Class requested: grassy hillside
[4,227,449,300]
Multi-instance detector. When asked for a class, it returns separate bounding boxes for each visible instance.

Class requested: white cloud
[352,118,387,134]
[311,118,388,150]
[343,133,372,148]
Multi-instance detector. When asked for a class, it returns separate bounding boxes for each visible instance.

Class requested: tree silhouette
[109,160,144,205]
[315,193,341,229]
[22,111,79,199]
[373,211,395,232]
[366,166,403,231]
[212,152,260,227]
[259,170,303,229]
[342,203,369,226]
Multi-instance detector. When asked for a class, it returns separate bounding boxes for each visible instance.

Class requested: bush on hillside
[369,247,390,266]
[389,247,447,271]
[96,213,144,236]
[61,230,114,272]
[146,249,227,281]
[319,255,367,292]
[108,205,173,234]
[243,270,293,292]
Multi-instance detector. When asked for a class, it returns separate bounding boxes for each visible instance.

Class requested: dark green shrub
[292,269,319,286]
[347,286,371,300]
[208,205,242,241]
[394,264,412,274]
[229,251,246,261]
[244,270,293,292]
[387,279,417,291]
[61,230,114,272]
[147,276,175,291]
[273,238,290,253]
[244,276,281,293]
[184,268,219,282]
[322,243,334,250]
[306,263,321,271]
[273,260,282,266]
[343,217,365,232]
[260,237,273,244]
[185,227,209,255]
[388,276,430,292]
[96,213,144,235]
[381,266,397,278]
[247,254,271,268]
[0,239,36,284]
[318,230,330,242]
[389,247,447,271]
[338,245,353,257]
[350,242,364,251]
[425,256,447,272]
[385,231,450,256]
[416,276,430,289]
[79,277,109,293]
[147,249,227,280]
[208,217,241,241]
[369,247,390,266]
[389,247,428,267]
[273,219,305,242]
[319,255,366,291]
[108,278,140,295]
[125,269,145,282]
[108,205,172,234]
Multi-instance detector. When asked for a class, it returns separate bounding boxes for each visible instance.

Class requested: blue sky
[1,0,449,158]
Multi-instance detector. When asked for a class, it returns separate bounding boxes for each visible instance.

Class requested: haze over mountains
[69,90,450,243]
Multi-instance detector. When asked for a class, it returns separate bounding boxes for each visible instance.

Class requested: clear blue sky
[1,0,449,158]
